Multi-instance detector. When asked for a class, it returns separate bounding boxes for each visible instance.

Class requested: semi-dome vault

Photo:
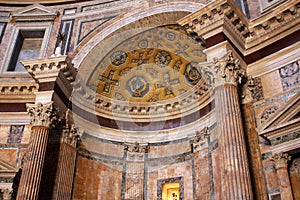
[82,25,206,102]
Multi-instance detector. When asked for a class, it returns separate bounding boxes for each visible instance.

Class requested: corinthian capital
[27,102,57,127]
[62,124,80,147]
[213,51,245,86]
[270,152,291,169]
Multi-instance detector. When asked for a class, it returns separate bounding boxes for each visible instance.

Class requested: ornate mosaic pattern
[89,25,206,102]
[279,61,300,91]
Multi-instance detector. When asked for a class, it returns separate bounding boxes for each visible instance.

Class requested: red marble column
[213,52,253,200]
[17,102,55,200]
[52,124,79,200]
[271,152,293,200]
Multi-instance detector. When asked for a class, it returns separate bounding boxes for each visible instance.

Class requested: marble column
[52,124,79,200]
[213,52,253,200]
[271,152,293,200]
[17,102,55,200]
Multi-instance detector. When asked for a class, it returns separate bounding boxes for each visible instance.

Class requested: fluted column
[271,152,293,200]
[52,124,79,200]
[17,102,55,200]
[213,52,253,200]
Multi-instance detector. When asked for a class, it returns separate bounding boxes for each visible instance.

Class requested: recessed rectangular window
[8,30,44,72]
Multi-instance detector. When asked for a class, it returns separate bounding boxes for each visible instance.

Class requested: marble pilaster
[270,152,293,200]
[52,124,79,200]
[16,102,55,200]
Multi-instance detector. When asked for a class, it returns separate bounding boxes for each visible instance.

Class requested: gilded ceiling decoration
[87,25,206,102]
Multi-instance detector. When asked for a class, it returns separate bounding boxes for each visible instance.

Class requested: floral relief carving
[270,152,291,169]
[279,61,300,91]
[27,102,57,128]
[124,141,149,153]
[7,125,24,144]
[213,51,245,86]
[190,127,209,152]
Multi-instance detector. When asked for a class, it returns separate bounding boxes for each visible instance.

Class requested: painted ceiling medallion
[89,25,206,102]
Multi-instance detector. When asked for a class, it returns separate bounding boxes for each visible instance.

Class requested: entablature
[178,0,300,59]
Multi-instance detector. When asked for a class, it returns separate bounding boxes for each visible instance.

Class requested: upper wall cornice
[178,0,300,56]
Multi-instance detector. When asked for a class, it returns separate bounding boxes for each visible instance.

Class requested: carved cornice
[270,152,291,169]
[21,56,76,84]
[124,141,149,153]
[178,0,300,55]
[190,126,209,152]
[11,4,58,23]
[0,82,38,102]
[27,102,57,127]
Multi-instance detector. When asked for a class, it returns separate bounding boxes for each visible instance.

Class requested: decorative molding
[178,0,300,55]
[270,152,291,169]
[0,82,38,103]
[124,141,149,153]
[27,102,57,128]
[21,56,76,84]
[11,3,58,22]
[190,127,209,152]
[270,129,300,146]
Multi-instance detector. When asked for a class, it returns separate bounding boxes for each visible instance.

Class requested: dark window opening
[8,30,45,72]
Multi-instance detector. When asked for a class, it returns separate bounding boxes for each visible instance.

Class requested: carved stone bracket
[213,51,245,86]
[190,127,209,152]
[27,102,57,128]
[61,124,80,147]
[124,141,149,153]
[270,152,291,169]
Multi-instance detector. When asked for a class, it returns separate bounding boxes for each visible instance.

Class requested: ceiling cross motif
[88,25,207,102]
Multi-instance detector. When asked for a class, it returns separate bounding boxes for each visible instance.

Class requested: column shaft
[52,143,77,200]
[17,126,49,200]
[215,84,253,200]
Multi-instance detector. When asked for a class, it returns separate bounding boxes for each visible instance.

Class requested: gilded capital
[213,51,245,86]
[290,160,298,174]
[27,102,56,128]
[270,152,291,169]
